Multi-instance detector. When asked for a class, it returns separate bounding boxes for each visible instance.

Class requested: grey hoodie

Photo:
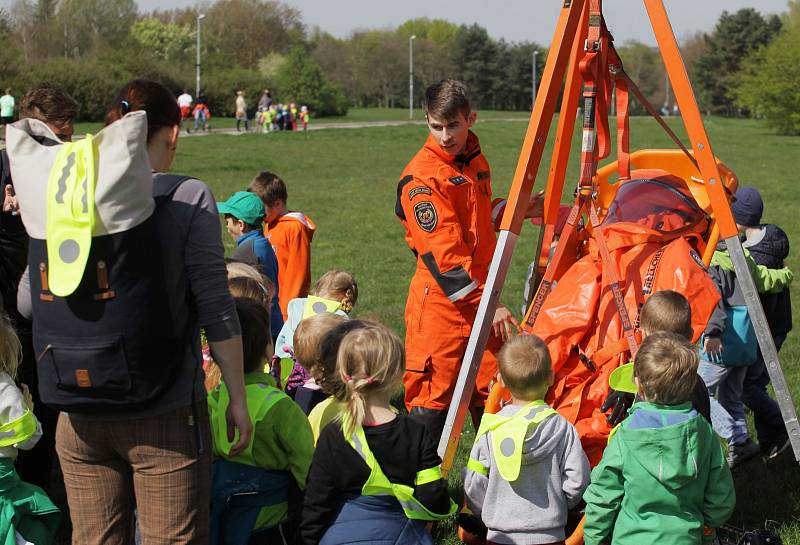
[464,403,590,545]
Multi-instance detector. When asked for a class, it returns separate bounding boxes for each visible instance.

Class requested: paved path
[0,117,529,148]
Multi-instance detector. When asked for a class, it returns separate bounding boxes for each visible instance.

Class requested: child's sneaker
[727,438,760,469]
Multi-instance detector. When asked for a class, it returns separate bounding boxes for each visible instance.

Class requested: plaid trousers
[56,402,212,545]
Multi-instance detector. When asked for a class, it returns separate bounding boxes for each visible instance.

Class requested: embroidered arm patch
[408,186,432,201]
[414,201,438,232]
[449,175,468,185]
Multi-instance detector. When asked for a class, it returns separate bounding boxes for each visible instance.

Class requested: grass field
[166,111,800,543]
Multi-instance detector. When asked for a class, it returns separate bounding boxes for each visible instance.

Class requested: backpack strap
[152,174,193,204]
[0,149,10,191]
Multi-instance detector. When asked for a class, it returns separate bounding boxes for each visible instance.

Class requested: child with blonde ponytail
[301,321,455,545]
[274,270,358,398]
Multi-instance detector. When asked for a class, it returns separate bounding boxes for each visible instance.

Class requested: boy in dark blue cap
[218,191,284,339]
[733,187,793,459]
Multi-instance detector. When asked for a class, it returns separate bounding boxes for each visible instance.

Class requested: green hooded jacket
[583,402,735,545]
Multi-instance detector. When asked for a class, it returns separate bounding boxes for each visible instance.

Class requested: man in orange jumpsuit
[248,171,316,319]
[395,80,542,441]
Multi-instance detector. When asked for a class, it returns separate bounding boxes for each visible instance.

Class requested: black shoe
[727,438,761,469]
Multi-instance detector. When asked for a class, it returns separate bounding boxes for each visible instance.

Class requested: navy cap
[731,187,763,227]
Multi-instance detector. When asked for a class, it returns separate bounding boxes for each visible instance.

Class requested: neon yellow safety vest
[468,400,557,482]
[46,135,98,297]
[209,380,285,460]
[344,420,457,521]
[302,296,343,319]
[0,410,37,448]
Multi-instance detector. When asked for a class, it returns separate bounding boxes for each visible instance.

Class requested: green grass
[72,107,532,135]
[166,114,800,543]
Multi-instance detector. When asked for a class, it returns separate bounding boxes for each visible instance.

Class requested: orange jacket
[264,212,316,319]
[396,131,506,309]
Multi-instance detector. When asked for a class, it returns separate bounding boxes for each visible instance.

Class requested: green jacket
[583,402,735,545]
[208,372,314,530]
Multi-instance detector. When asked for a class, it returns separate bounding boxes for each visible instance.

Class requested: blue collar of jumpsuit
[236,230,262,247]
[626,401,697,430]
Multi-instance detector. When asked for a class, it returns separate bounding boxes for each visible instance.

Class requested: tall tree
[696,8,782,116]
[450,24,498,109]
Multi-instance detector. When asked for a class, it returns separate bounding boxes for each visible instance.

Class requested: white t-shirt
[0,94,14,117]
[177,93,193,108]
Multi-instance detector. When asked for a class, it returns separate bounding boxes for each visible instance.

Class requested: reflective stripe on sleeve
[414,466,443,486]
[466,458,489,476]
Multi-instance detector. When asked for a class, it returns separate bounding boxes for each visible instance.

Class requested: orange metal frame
[440,0,799,480]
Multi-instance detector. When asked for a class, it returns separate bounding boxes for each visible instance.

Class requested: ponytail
[337,322,404,437]
[313,270,358,314]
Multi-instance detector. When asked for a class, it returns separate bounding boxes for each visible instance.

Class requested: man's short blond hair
[294,313,346,374]
[497,335,553,399]
[640,290,693,340]
[634,331,698,405]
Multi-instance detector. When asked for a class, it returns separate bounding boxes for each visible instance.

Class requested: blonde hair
[229,276,271,311]
[313,270,358,314]
[634,331,698,405]
[640,290,693,340]
[497,334,553,399]
[294,313,346,374]
[0,316,21,379]
[226,261,275,304]
[337,322,404,437]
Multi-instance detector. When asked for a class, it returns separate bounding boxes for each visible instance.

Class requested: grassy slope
[169,113,800,543]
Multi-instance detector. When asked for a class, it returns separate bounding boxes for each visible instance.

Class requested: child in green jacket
[584,332,735,545]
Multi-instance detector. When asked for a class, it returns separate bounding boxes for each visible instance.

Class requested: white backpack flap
[5,111,155,239]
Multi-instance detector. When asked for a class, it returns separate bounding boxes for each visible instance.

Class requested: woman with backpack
[12,79,252,544]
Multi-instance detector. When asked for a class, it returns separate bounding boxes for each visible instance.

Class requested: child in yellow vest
[208,297,313,544]
[301,321,455,545]
[464,335,589,545]
[0,316,60,544]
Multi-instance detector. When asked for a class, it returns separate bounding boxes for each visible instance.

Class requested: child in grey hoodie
[464,334,590,545]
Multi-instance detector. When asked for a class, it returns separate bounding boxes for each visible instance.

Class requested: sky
[0,0,792,44]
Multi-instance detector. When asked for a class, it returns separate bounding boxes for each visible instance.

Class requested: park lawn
[170,115,800,544]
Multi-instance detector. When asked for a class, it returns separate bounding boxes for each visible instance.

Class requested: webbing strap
[615,74,631,181]
[587,203,639,359]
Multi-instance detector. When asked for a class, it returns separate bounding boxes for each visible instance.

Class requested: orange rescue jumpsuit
[396,131,506,412]
[264,212,316,319]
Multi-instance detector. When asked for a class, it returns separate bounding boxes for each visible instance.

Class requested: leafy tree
[275,46,347,115]
[58,0,138,58]
[696,8,782,115]
[450,24,498,109]
[736,25,800,134]
[131,17,194,63]
[397,18,459,46]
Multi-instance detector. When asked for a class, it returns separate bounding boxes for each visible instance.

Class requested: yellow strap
[46,135,97,297]
[0,410,37,448]
[466,458,489,476]
[414,466,443,486]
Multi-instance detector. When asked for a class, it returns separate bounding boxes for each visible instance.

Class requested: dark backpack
[30,174,193,412]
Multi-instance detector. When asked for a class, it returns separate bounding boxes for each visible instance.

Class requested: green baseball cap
[218,191,265,226]
[608,362,637,394]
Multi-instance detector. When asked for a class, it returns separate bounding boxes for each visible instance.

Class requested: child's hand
[20,383,33,410]
[703,337,723,363]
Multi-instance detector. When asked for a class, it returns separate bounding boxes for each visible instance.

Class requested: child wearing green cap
[218,191,284,339]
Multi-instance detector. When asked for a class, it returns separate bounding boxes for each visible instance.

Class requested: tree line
[0,0,797,133]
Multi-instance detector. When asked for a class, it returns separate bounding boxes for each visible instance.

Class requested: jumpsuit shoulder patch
[449,175,468,186]
[477,171,490,180]
[414,201,438,232]
[408,186,432,201]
